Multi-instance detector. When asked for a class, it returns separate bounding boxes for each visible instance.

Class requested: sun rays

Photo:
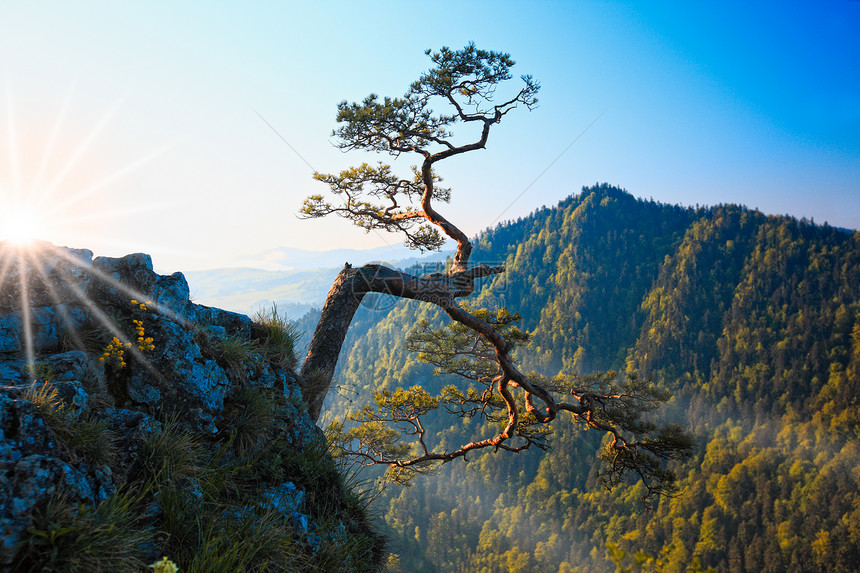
[0,83,186,382]
[0,240,187,386]
[0,82,179,251]
[1,207,45,246]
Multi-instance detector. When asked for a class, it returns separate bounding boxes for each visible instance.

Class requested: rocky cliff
[0,242,384,572]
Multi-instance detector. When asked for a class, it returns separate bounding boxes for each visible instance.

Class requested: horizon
[1,0,858,272]
[3,182,858,276]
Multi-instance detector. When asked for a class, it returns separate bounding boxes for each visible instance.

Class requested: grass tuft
[166,504,297,573]
[137,417,202,488]
[19,382,118,467]
[64,417,118,467]
[211,333,258,377]
[253,304,301,370]
[21,382,68,429]
[25,361,55,382]
[223,388,278,456]
[13,491,154,573]
[60,321,111,355]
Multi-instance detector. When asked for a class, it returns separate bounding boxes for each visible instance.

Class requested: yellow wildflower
[150,556,179,573]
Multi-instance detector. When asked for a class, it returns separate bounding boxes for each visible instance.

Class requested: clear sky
[1,0,858,272]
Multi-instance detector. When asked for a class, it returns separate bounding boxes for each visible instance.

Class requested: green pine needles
[302,44,693,505]
[328,305,693,500]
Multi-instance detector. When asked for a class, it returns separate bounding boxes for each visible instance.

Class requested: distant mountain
[184,266,339,318]
[321,183,860,572]
[227,244,437,271]
[185,246,452,317]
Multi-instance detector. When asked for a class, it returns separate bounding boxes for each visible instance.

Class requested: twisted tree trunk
[299,262,503,420]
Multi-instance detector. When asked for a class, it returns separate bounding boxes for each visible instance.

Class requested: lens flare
[1,207,45,246]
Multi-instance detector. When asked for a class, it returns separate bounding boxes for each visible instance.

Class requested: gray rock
[100,408,160,482]
[0,244,93,312]
[0,394,57,459]
[0,454,107,566]
[42,351,92,382]
[0,242,339,569]
[0,315,22,355]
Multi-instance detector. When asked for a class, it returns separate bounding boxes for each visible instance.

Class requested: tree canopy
[299,44,692,502]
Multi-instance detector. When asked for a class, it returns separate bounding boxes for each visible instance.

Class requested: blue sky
[1,1,858,271]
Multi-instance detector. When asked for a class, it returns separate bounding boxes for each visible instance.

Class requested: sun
[1,207,46,246]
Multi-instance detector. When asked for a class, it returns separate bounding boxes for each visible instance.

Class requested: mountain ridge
[320,183,860,572]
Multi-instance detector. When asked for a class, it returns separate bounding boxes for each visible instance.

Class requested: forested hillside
[314,183,860,572]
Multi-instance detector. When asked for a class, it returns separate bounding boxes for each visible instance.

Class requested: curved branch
[301,263,504,419]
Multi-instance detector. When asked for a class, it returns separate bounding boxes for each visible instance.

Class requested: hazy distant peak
[227,244,448,271]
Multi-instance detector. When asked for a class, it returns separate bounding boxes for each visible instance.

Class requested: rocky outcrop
[0,242,384,572]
